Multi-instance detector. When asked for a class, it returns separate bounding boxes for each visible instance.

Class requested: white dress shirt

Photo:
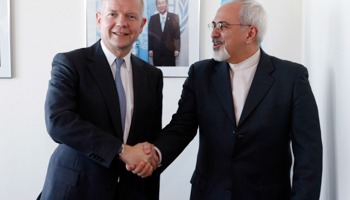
[101,41,134,143]
[229,49,261,125]
[101,41,163,165]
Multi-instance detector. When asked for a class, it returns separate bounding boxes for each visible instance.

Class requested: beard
[213,38,231,62]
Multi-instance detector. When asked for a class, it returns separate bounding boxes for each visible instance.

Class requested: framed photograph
[0,0,11,78]
[86,0,200,77]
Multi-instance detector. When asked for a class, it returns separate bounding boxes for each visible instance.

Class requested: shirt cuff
[154,146,162,167]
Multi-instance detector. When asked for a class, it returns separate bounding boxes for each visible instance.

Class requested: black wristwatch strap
[118,144,124,157]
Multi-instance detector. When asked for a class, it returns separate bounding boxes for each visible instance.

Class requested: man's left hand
[126,142,159,178]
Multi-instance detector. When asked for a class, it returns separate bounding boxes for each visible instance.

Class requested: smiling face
[97,0,146,57]
[156,0,168,15]
[211,2,249,63]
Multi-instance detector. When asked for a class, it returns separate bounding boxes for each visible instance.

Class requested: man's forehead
[101,0,142,8]
[213,13,237,24]
[157,0,166,3]
[214,4,240,22]
[101,0,142,11]
[217,2,240,15]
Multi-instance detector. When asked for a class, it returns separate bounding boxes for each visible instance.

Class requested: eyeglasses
[208,22,251,31]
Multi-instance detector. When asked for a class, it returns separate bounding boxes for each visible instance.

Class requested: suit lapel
[126,55,148,144]
[238,50,275,127]
[164,14,170,32]
[211,62,236,125]
[156,13,163,33]
[86,41,124,139]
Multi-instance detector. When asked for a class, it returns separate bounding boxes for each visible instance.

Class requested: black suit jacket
[39,41,163,200]
[153,50,322,200]
[148,12,180,66]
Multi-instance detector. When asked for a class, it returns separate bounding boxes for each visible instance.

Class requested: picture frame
[0,0,11,78]
[86,0,200,77]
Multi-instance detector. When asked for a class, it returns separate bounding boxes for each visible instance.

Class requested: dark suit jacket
[153,49,322,200]
[148,12,180,66]
[39,41,163,200]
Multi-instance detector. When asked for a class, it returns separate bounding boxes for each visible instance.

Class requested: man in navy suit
[130,0,323,199]
[148,0,181,66]
[37,0,163,199]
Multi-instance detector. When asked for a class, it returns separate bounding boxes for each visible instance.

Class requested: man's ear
[96,12,102,30]
[140,18,147,33]
[246,26,258,44]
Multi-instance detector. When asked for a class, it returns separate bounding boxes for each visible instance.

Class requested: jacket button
[226,187,232,192]
[231,131,236,136]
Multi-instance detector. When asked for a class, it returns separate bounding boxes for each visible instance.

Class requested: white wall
[0,0,305,199]
[303,1,350,199]
[0,0,85,199]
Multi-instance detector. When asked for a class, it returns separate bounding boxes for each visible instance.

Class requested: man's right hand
[125,142,159,178]
[149,51,153,57]
[119,143,157,178]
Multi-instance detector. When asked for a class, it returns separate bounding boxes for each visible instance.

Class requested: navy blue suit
[153,49,322,200]
[38,41,163,200]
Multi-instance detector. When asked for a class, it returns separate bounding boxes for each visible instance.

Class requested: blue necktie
[115,58,126,133]
[161,16,165,32]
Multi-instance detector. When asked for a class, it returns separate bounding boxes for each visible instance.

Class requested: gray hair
[233,0,267,45]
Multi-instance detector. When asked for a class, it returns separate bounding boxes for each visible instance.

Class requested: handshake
[119,142,159,178]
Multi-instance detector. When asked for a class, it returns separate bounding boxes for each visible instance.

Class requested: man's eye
[219,24,227,30]
[109,13,115,17]
[129,15,136,19]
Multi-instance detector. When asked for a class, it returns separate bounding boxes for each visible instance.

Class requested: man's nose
[211,27,220,38]
[115,16,128,27]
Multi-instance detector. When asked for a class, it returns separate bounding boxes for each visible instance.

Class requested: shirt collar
[229,49,261,71]
[159,11,168,18]
[100,40,132,72]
